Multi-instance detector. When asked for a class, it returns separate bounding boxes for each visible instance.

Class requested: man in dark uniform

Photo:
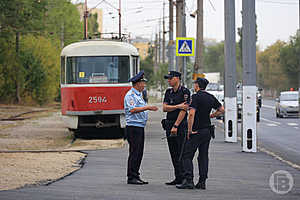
[163,71,190,185]
[124,71,158,185]
[176,77,224,190]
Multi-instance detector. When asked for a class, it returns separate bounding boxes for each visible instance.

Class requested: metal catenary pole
[119,0,121,39]
[194,0,203,75]
[163,2,166,64]
[83,0,88,40]
[168,0,175,71]
[242,0,257,152]
[176,0,184,73]
[299,0,300,117]
[224,0,237,143]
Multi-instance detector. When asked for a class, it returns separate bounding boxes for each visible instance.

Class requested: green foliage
[88,13,99,36]
[0,0,47,36]
[0,0,83,104]
[18,35,60,104]
[0,38,20,102]
[257,41,289,93]
[44,0,83,47]
[279,34,300,88]
[203,42,225,79]
[140,47,155,85]
[152,63,169,98]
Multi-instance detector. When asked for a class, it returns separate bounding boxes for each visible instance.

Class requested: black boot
[195,179,206,190]
[176,179,194,189]
[165,178,182,185]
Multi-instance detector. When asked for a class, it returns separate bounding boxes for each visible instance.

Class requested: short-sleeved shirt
[190,90,222,131]
[163,86,191,121]
[124,87,148,127]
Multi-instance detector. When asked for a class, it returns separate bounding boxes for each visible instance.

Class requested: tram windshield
[66,56,130,84]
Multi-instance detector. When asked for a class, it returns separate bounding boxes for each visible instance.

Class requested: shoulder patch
[130,99,134,106]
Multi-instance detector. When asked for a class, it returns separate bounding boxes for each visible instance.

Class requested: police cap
[128,70,147,83]
[164,71,181,79]
[194,77,209,89]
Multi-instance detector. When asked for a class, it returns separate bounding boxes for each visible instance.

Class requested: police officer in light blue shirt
[124,70,158,185]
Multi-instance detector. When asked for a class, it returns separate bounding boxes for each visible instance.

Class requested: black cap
[128,70,147,83]
[194,77,209,89]
[164,71,181,79]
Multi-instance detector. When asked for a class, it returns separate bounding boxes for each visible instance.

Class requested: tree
[203,42,225,78]
[279,34,300,88]
[0,0,83,104]
[0,0,47,103]
[257,41,288,95]
[88,12,99,37]
[44,0,83,47]
[19,35,60,104]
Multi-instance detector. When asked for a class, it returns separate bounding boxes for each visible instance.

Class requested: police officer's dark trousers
[166,126,185,181]
[127,126,145,180]
[182,128,211,182]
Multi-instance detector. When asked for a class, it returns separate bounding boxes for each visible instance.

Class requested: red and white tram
[60,40,140,134]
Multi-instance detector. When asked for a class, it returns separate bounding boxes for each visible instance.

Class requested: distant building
[76,4,103,35]
[131,37,150,60]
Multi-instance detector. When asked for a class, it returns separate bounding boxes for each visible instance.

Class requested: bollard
[224,97,237,142]
[242,86,257,152]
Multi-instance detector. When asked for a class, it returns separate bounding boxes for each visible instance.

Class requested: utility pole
[168,0,175,71]
[155,33,158,74]
[176,0,184,73]
[182,1,187,86]
[298,0,300,118]
[162,2,166,64]
[119,0,121,39]
[224,0,237,143]
[158,20,161,64]
[83,0,88,40]
[242,0,257,152]
[194,0,203,75]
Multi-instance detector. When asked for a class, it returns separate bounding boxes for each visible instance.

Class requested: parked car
[237,89,261,122]
[275,91,299,118]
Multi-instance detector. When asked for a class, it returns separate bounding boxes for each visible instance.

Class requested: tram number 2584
[88,96,107,104]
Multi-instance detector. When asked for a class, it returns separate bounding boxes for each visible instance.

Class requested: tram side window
[118,56,130,83]
[66,57,78,84]
[132,56,138,76]
[60,56,65,84]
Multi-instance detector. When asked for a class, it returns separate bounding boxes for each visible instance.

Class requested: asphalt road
[256,99,300,167]
[219,98,300,167]
[1,106,300,199]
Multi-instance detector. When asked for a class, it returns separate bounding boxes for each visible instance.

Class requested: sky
[74,0,299,50]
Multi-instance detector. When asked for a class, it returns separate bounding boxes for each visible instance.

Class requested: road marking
[258,146,300,171]
[261,117,281,125]
[295,127,299,129]
[236,136,300,171]
[287,123,298,126]
[262,104,275,109]
[266,123,278,127]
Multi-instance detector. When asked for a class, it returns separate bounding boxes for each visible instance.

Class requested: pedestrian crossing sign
[176,37,195,56]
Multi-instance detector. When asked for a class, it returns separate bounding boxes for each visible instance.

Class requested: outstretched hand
[148,106,159,111]
[176,103,189,111]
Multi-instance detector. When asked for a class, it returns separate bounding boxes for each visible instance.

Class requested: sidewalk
[0,110,299,200]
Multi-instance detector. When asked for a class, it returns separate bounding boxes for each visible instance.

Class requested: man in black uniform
[176,77,224,190]
[163,71,190,185]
